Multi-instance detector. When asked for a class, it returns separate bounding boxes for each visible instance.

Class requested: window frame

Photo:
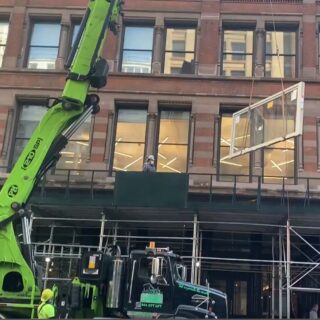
[119,22,155,74]
[155,107,191,173]
[25,19,62,70]
[110,104,149,174]
[264,24,298,79]
[162,23,197,75]
[221,23,256,77]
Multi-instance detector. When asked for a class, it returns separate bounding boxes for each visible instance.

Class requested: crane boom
[0,0,120,317]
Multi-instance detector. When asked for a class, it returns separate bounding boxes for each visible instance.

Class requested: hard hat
[41,288,54,302]
[147,155,155,161]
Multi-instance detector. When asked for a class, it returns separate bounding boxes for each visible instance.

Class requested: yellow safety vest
[37,302,55,319]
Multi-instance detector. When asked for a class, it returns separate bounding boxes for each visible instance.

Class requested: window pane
[121,51,152,73]
[69,117,91,141]
[31,23,61,46]
[223,30,253,54]
[113,142,145,171]
[116,109,147,142]
[57,141,90,170]
[123,27,153,50]
[12,139,28,164]
[164,52,194,74]
[159,111,190,144]
[28,47,58,69]
[264,141,294,182]
[72,24,81,46]
[157,144,188,173]
[266,31,296,55]
[0,46,5,67]
[0,22,9,45]
[165,28,195,52]
[223,53,252,77]
[265,55,295,78]
[16,105,47,138]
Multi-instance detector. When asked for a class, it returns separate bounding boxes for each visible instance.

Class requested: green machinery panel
[114,172,188,208]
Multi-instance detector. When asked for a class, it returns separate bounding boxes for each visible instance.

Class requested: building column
[56,16,70,70]
[254,28,265,77]
[152,25,164,74]
[145,112,157,158]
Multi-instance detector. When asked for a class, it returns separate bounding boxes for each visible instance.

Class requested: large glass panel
[113,109,147,172]
[233,281,247,316]
[265,30,296,78]
[27,22,61,69]
[164,28,195,74]
[264,139,294,183]
[157,110,190,173]
[0,22,9,67]
[222,30,253,77]
[220,114,250,181]
[121,26,153,73]
[158,111,190,144]
[157,144,188,173]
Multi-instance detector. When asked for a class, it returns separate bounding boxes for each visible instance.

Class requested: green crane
[0,0,121,317]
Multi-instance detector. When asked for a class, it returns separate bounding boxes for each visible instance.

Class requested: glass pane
[0,45,5,67]
[264,143,294,182]
[31,23,61,46]
[220,146,249,182]
[16,105,47,138]
[265,55,295,78]
[28,47,58,69]
[121,50,152,73]
[156,144,188,173]
[165,28,195,52]
[116,109,147,142]
[69,116,91,141]
[164,52,194,74]
[113,142,145,172]
[233,281,247,316]
[0,22,9,45]
[223,53,252,77]
[159,111,190,145]
[266,31,296,55]
[72,23,81,46]
[223,30,253,54]
[56,141,90,170]
[12,139,28,164]
[123,27,153,50]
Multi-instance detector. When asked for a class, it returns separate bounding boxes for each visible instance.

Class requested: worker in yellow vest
[37,288,55,319]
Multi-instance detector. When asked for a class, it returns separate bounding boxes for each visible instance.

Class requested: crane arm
[0,0,121,316]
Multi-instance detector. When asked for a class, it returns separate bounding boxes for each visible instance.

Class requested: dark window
[156,110,190,173]
[112,109,147,172]
[121,26,153,73]
[27,22,61,69]
[164,27,196,74]
[0,21,9,67]
[265,29,296,78]
[222,29,253,77]
[3,272,24,292]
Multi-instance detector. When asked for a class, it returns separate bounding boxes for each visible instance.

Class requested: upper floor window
[121,26,154,73]
[112,109,147,172]
[0,21,9,67]
[219,112,250,182]
[71,22,81,46]
[12,104,91,171]
[222,28,253,77]
[27,22,61,69]
[163,26,196,74]
[157,110,190,173]
[265,28,296,78]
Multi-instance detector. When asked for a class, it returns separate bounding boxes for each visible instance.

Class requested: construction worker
[37,288,55,319]
[143,155,156,172]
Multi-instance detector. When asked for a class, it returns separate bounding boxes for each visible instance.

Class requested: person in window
[309,304,318,319]
[143,155,156,172]
[38,288,55,319]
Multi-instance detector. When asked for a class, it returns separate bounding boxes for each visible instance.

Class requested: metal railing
[0,166,319,209]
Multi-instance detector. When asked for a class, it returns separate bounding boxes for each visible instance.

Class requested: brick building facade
[1,0,320,318]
